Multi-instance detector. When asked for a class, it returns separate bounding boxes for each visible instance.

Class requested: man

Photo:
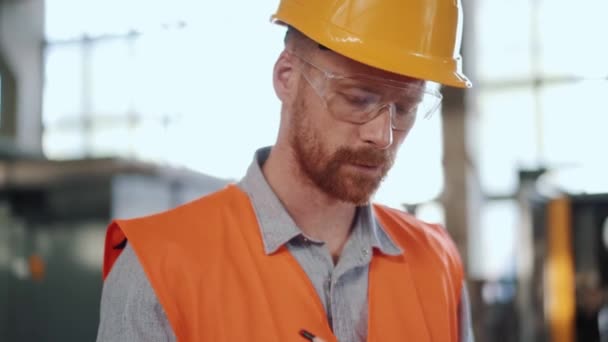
[97,0,473,341]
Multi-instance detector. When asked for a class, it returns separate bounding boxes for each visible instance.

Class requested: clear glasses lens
[296,54,442,130]
[324,78,441,130]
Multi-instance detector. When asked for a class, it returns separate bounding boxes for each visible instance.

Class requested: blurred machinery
[0,147,228,341]
[538,192,608,342]
[478,169,608,342]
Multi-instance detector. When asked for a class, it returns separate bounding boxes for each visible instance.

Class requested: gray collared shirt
[97,147,474,342]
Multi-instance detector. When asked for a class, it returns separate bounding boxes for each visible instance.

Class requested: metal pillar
[0,0,45,153]
[440,0,485,339]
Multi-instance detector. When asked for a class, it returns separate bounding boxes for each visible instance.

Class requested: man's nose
[358,104,394,150]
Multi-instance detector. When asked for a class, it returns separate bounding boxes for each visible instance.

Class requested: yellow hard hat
[271,0,472,88]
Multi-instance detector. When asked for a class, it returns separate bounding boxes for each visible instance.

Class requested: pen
[299,329,316,341]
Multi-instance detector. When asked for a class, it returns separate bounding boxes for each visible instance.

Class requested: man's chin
[309,166,383,206]
[344,197,372,206]
[328,180,379,206]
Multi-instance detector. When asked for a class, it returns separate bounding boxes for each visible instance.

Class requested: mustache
[332,147,394,167]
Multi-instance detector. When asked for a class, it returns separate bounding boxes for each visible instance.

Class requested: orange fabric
[103,185,463,342]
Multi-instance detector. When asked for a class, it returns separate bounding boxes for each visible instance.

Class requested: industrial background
[1,0,607,341]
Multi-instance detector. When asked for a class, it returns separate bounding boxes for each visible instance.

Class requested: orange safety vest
[103,185,464,342]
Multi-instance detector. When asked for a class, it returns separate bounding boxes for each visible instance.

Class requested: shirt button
[359,248,370,263]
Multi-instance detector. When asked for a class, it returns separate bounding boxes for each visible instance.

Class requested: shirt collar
[237,146,402,256]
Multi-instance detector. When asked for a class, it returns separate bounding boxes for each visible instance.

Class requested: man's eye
[347,96,371,105]
[395,103,416,115]
[342,92,378,107]
[395,106,417,117]
[395,96,423,115]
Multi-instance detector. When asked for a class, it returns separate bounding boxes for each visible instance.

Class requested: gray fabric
[96,243,176,342]
[460,284,474,342]
[96,146,474,342]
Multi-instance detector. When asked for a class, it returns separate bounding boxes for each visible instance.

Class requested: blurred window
[476,0,608,196]
[477,87,538,194]
[472,200,519,279]
[475,0,533,83]
[474,0,608,279]
[43,0,285,177]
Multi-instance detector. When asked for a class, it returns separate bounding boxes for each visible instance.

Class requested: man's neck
[262,145,357,261]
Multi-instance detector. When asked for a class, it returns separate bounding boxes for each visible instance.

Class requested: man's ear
[273,50,297,104]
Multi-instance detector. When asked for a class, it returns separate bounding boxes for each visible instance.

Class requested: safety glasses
[290,52,442,131]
